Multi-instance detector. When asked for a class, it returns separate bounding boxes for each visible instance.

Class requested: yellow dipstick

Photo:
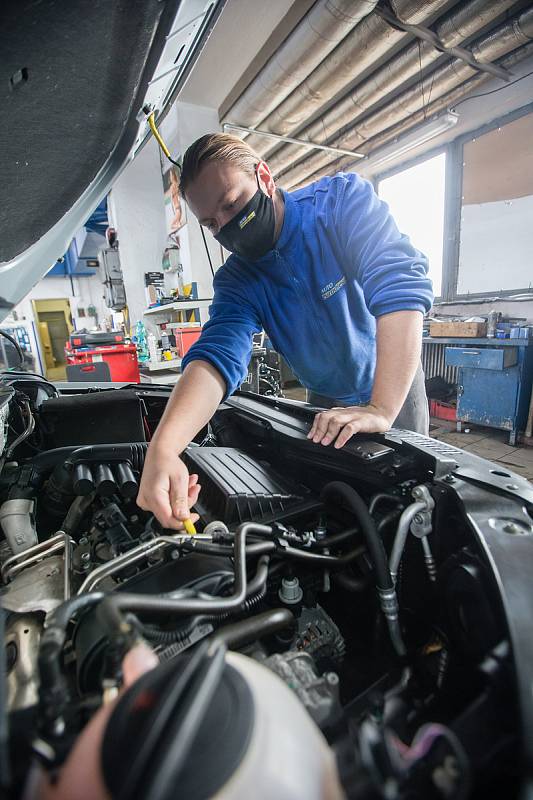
[183,518,197,536]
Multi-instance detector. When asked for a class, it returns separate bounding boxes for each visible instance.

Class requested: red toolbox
[66,343,140,382]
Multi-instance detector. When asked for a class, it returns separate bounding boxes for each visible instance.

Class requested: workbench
[423,336,533,445]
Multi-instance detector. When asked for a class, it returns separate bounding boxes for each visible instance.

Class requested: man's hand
[307,403,392,448]
[137,445,201,530]
[35,643,159,800]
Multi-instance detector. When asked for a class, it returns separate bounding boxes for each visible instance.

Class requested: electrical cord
[146,110,181,169]
[450,69,533,111]
[144,108,218,283]
[199,220,216,278]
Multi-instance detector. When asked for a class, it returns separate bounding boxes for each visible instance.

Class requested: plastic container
[174,326,202,357]
[429,399,457,422]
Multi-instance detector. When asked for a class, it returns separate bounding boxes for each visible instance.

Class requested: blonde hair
[179,133,260,198]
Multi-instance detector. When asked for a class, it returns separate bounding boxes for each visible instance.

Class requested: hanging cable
[145,109,182,169]
[144,108,217,279]
[451,70,533,111]
[199,222,216,279]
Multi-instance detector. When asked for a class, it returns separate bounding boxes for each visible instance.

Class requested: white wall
[173,101,226,294]
[108,101,225,336]
[458,195,533,294]
[108,136,168,330]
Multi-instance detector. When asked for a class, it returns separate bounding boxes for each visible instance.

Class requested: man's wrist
[368,400,397,426]
[150,425,189,456]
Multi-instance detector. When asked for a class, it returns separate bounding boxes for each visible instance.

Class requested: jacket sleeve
[180,264,261,400]
[336,173,434,317]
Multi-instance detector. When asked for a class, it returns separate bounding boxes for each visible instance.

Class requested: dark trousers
[307,363,429,435]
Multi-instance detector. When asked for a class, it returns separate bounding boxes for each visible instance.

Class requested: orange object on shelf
[174,326,202,357]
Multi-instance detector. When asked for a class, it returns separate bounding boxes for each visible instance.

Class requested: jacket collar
[273,188,298,252]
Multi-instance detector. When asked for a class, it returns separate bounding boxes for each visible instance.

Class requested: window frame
[375,144,448,302]
[448,101,533,301]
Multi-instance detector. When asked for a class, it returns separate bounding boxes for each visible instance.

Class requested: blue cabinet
[438,337,533,445]
[457,367,518,431]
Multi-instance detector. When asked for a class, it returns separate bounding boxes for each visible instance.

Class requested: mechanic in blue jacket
[138,133,433,529]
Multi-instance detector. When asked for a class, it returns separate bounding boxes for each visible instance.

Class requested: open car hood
[0,0,223,322]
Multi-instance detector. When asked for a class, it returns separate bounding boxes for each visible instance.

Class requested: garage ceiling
[187,0,533,190]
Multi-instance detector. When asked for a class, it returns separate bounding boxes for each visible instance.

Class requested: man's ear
[256,160,276,197]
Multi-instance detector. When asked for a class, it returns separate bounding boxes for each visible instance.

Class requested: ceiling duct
[223,0,378,133]
[287,40,533,190]
[234,0,454,157]
[267,0,520,179]
[278,5,533,189]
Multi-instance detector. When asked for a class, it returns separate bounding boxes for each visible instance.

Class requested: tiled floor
[430,421,533,483]
[283,387,533,483]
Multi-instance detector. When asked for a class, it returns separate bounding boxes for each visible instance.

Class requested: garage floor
[430,421,533,483]
[283,386,533,483]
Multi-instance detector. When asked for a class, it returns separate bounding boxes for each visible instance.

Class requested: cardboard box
[429,321,487,338]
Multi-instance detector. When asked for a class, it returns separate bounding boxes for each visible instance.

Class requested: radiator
[422,341,458,384]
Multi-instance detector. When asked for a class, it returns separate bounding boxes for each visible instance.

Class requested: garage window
[378,152,446,298]
[457,112,533,295]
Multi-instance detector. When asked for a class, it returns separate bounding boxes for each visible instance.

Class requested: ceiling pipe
[222,123,365,159]
[278,6,533,190]
[223,0,378,134]
[266,0,520,178]
[235,0,454,156]
[287,40,533,190]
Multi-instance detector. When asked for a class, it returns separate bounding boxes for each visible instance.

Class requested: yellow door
[32,299,73,381]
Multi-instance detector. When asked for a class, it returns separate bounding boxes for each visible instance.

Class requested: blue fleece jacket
[182,172,434,404]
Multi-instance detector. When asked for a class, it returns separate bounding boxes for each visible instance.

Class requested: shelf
[142,357,182,371]
[144,299,212,315]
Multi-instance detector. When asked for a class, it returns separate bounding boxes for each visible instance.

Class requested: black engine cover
[183,447,319,526]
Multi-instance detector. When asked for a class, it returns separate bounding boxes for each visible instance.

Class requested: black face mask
[214,169,276,261]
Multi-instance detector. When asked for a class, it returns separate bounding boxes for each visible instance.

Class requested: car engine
[1,375,533,799]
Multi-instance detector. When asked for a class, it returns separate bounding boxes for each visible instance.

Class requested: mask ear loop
[254,162,261,191]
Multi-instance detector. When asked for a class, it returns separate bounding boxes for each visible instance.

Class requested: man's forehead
[188,162,252,217]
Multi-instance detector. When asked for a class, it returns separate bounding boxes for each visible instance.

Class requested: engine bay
[2,376,533,799]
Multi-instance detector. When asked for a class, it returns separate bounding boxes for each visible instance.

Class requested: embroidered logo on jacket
[321,276,346,300]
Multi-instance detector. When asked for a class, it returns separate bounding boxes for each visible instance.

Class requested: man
[138,133,433,529]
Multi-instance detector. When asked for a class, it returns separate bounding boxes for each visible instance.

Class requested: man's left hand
[307,404,392,448]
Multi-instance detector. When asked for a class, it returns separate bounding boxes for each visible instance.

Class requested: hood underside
[0,0,221,318]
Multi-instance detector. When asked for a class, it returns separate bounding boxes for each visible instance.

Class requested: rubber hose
[321,482,393,591]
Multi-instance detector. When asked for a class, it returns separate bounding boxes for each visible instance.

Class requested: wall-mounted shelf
[144,299,212,315]
[143,357,182,371]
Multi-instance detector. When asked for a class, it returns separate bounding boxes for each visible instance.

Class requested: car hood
[0,0,222,322]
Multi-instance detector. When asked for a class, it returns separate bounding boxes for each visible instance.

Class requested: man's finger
[150,496,179,529]
[311,412,333,443]
[334,420,360,449]
[188,483,201,507]
[320,419,343,446]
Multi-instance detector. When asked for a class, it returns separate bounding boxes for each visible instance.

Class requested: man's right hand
[137,444,201,530]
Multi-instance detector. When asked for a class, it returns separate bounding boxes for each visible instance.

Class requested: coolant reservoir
[215,652,344,800]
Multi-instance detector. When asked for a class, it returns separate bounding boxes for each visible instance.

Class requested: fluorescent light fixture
[361,111,459,173]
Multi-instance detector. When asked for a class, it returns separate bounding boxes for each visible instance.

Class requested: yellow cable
[148,111,172,160]
[183,518,197,536]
